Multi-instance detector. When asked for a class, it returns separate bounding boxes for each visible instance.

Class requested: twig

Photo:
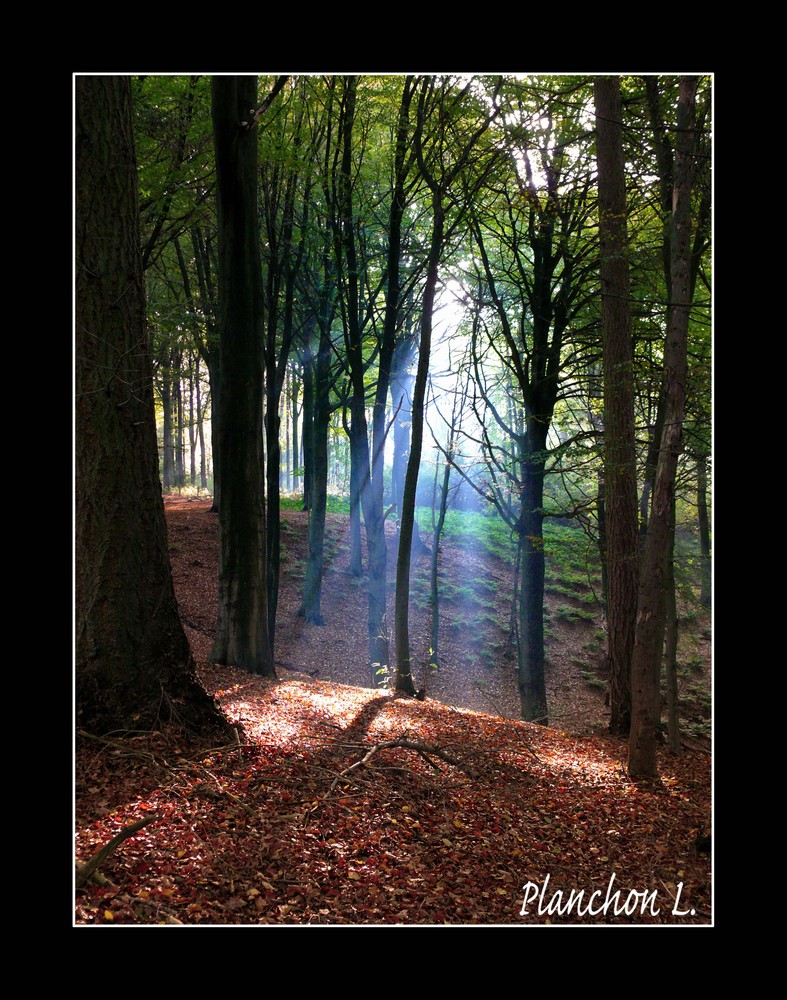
[327,738,475,795]
[76,814,159,887]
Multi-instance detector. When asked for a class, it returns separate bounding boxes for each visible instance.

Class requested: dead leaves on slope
[75,672,711,925]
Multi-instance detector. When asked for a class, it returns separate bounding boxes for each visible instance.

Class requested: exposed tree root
[76,814,159,888]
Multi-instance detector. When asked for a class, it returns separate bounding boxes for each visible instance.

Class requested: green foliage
[132,75,215,257]
[415,505,515,565]
[279,493,352,516]
[373,662,392,690]
[138,76,710,626]
[555,604,597,624]
[582,671,606,690]
[545,523,602,579]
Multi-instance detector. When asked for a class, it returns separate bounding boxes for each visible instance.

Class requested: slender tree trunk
[284,375,291,491]
[207,361,221,511]
[265,401,282,650]
[428,441,452,676]
[161,374,173,489]
[76,74,228,736]
[390,326,429,556]
[346,404,365,578]
[188,363,197,485]
[364,76,417,686]
[516,437,549,724]
[507,533,522,656]
[195,356,208,490]
[594,76,640,736]
[390,338,416,526]
[263,175,301,655]
[664,501,681,754]
[209,75,274,676]
[301,338,315,510]
[597,467,609,610]
[394,201,443,694]
[696,451,711,608]
[189,226,222,510]
[629,77,698,778]
[332,74,391,686]
[299,325,331,623]
[174,360,185,487]
[291,364,300,493]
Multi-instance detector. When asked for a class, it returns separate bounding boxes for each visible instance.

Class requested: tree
[259,75,307,649]
[298,279,339,624]
[394,75,500,695]
[75,74,228,736]
[462,76,598,722]
[315,75,422,683]
[367,75,420,685]
[594,76,639,736]
[629,77,699,778]
[209,75,274,675]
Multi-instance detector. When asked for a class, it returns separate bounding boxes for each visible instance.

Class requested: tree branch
[76,814,159,887]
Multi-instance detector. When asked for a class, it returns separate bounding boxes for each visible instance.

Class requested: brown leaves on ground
[75,674,711,925]
[74,496,712,925]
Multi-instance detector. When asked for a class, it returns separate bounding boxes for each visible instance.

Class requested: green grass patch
[581,671,606,690]
[555,604,597,624]
[281,494,606,603]
[280,493,352,516]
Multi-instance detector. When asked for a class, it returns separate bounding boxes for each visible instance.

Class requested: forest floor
[74,495,713,926]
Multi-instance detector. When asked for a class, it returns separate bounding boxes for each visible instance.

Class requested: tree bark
[394,200,443,695]
[299,321,332,624]
[75,74,229,735]
[300,336,315,510]
[209,75,274,676]
[629,77,698,778]
[514,432,550,724]
[189,226,221,508]
[696,450,711,608]
[664,499,681,754]
[594,77,639,736]
[366,76,418,685]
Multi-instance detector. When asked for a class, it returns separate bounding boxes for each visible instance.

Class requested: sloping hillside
[74,497,711,926]
[165,495,711,740]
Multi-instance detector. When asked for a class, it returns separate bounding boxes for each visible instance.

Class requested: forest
[75,73,712,926]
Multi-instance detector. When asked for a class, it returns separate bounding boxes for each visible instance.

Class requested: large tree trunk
[594,77,640,736]
[75,74,228,736]
[209,75,274,676]
[629,77,698,778]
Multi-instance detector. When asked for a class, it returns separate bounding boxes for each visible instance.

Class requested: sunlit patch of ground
[76,670,711,925]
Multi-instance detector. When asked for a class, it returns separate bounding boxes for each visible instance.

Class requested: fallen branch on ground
[76,814,159,887]
[327,738,476,795]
